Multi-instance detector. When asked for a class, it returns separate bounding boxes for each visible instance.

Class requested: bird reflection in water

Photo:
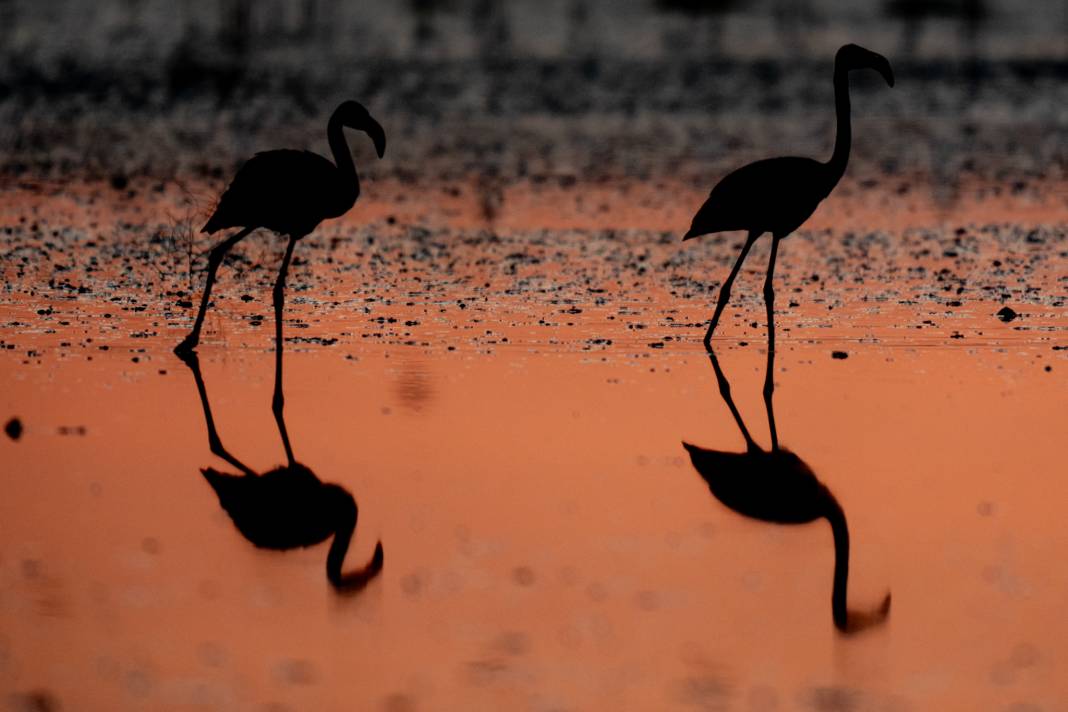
[179,343,383,593]
[682,348,890,634]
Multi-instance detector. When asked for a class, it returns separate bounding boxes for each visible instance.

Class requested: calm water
[2,303,1065,709]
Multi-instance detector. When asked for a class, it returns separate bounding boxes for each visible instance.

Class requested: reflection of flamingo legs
[761,236,781,449]
[706,349,757,451]
[272,235,298,466]
[186,351,255,477]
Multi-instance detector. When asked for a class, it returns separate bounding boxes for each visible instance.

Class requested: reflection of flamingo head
[836,44,895,87]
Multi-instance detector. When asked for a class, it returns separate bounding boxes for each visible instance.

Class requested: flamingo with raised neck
[683,44,894,350]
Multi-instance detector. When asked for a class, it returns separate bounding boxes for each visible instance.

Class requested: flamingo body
[203,150,357,237]
[684,157,831,240]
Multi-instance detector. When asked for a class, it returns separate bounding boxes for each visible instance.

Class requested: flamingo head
[337,100,387,158]
[836,44,895,87]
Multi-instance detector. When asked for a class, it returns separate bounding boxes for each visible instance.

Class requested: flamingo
[683,44,894,350]
[174,99,385,357]
[180,332,383,592]
[682,347,891,634]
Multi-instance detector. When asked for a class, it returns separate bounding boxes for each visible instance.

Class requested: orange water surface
[1,180,1066,710]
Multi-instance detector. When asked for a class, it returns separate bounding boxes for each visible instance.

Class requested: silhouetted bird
[180,343,383,592]
[682,348,890,634]
[683,44,894,350]
[175,100,385,356]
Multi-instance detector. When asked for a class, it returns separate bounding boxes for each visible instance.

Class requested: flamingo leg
[706,348,758,452]
[273,235,299,466]
[763,338,779,452]
[175,226,255,356]
[763,235,781,450]
[763,235,781,353]
[704,230,760,349]
[182,351,256,476]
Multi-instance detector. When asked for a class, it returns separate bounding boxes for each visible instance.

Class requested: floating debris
[996,306,1019,322]
[5,417,23,441]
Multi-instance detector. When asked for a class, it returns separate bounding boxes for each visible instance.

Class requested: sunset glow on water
[2,0,1066,709]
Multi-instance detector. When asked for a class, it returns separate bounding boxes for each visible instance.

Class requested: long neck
[327,113,359,199]
[826,65,852,188]
[825,491,851,632]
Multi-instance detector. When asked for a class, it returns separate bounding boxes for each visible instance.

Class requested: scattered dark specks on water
[512,566,536,586]
[832,351,848,359]
[996,306,1018,322]
[9,689,60,712]
[808,685,861,712]
[274,658,317,686]
[5,417,22,441]
[383,692,418,712]
[492,631,530,657]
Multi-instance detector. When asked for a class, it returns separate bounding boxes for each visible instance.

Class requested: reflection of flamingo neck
[323,486,383,590]
[824,489,851,631]
[326,491,357,586]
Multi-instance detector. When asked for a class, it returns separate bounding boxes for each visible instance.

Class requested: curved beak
[874,54,895,87]
[364,117,386,159]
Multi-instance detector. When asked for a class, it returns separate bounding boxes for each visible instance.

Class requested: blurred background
[0,0,1065,196]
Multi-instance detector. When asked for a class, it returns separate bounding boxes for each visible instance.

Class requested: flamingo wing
[203,150,342,235]
[684,157,830,239]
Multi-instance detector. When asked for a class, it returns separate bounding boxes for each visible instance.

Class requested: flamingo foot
[702,325,716,351]
[174,334,198,359]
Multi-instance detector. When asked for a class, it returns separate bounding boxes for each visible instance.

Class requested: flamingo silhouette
[683,44,894,350]
[179,334,383,592]
[682,347,890,633]
[174,100,385,357]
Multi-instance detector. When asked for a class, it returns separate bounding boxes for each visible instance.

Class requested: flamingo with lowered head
[683,44,894,350]
[174,99,385,357]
